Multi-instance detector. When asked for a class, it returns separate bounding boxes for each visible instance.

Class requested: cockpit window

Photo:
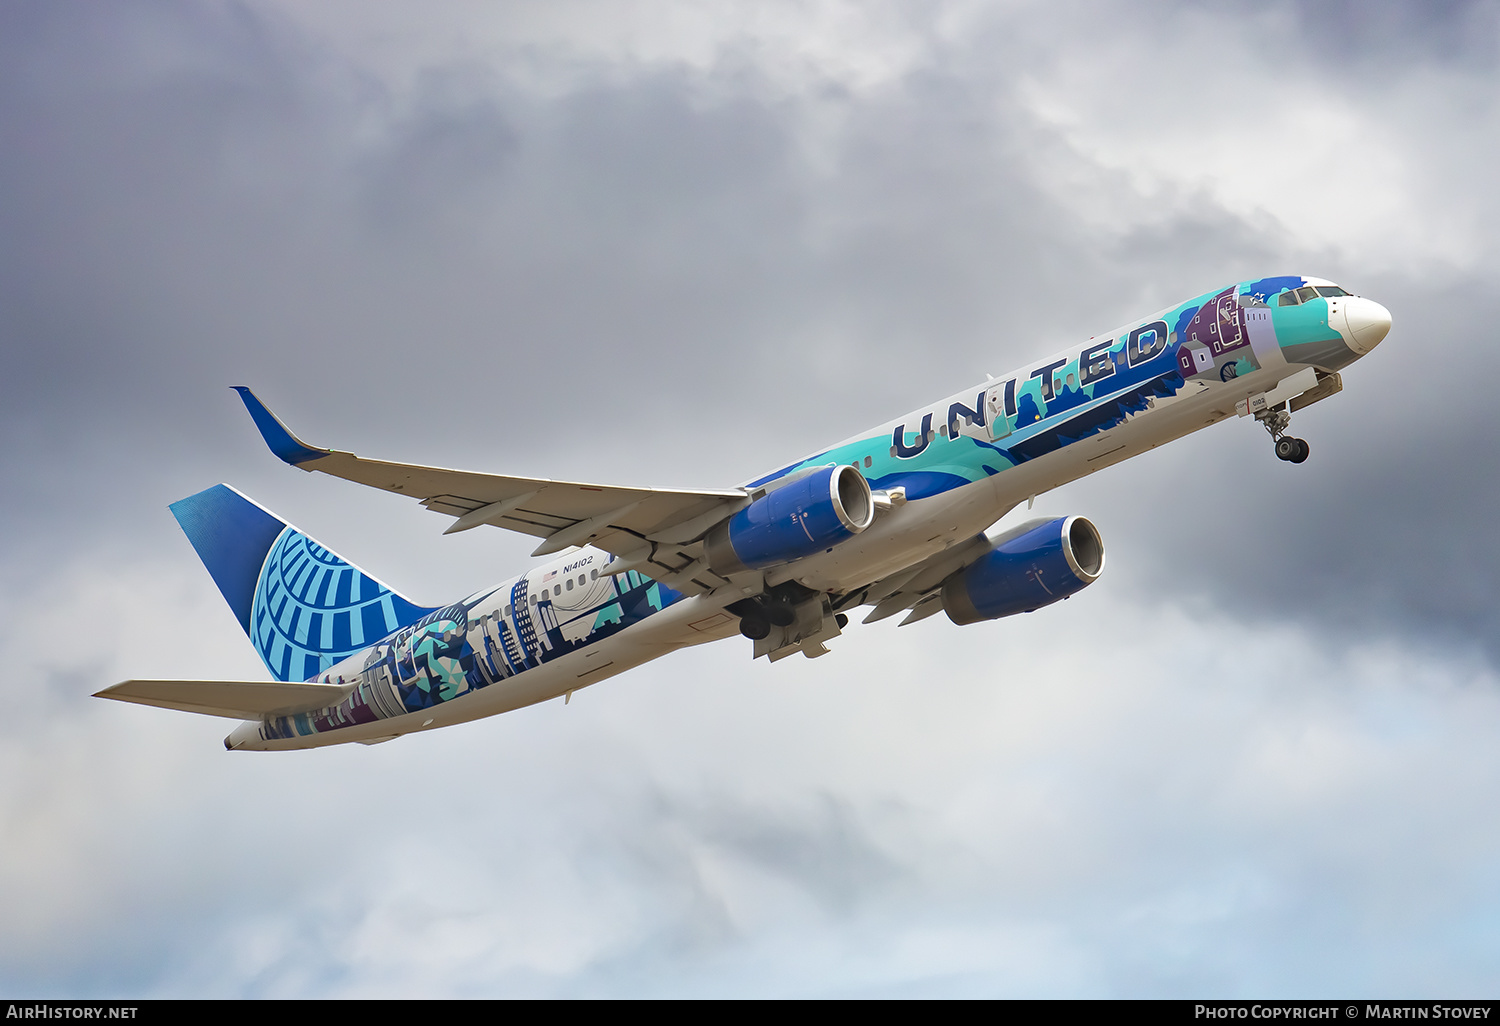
[1278,286,1321,306]
[1315,285,1350,297]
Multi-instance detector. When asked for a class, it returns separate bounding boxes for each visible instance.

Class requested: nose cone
[1342,297,1391,355]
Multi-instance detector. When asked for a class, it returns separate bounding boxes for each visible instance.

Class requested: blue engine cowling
[706,465,875,574]
[941,516,1104,625]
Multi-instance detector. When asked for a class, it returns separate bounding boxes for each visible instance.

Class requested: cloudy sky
[4,0,1499,997]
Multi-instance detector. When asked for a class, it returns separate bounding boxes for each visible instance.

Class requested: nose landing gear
[1259,405,1309,464]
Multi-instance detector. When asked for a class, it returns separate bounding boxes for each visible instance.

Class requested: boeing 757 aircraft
[98,276,1390,750]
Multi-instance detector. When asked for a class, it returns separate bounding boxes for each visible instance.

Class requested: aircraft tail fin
[168,484,435,682]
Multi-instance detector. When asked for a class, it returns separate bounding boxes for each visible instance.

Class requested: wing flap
[95,679,350,720]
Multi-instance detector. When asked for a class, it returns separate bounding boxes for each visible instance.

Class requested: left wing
[233,388,750,594]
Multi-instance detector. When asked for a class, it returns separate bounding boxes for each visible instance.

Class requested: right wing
[234,387,751,594]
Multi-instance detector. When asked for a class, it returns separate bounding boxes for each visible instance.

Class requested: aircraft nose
[1342,296,1391,354]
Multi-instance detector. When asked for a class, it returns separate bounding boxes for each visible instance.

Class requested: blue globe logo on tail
[251,528,430,681]
[170,484,434,683]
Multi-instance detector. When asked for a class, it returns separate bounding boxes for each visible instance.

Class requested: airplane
[97,276,1391,751]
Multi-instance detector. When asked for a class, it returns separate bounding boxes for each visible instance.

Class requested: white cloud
[259,0,943,98]
[1006,6,1499,273]
[8,547,1500,994]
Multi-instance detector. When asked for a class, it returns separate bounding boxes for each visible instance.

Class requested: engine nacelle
[706,465,875,575]
[941,516,1104,625]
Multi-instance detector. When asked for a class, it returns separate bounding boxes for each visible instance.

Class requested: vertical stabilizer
[169,485,435,682]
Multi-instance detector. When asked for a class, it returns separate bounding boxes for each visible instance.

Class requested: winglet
[232,386,329,466]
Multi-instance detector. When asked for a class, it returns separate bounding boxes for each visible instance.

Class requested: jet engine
[941,516,1104,625]
[706,465,874,575]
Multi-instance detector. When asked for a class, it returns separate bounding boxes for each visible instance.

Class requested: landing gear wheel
[1260,404,1309,465]
[1275,437,1310,463]
[739,616,770,641]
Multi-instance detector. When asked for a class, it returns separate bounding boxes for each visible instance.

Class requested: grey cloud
[650,788,905,917]
[6,0,1500,998]
[0,2,1114,543]
[5,0,1495,682]
[1229,0,1500,70]
[1099,0,1500,73]
[3,0,1493,647]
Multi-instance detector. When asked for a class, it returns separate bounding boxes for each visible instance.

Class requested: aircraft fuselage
[213,275,1389,750]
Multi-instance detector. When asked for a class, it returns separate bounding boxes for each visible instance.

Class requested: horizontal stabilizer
[95,679,349,720]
